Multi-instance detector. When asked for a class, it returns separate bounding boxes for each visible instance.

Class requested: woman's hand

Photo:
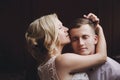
[84,13,102,33]
[83,13,99,24]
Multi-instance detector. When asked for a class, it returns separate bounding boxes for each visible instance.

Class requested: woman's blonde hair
[25,13,60,64]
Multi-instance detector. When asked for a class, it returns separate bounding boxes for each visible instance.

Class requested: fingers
[83,15,87,18]
[83,13,100,24]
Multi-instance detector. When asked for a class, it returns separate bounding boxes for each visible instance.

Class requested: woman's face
[56,19,70,45]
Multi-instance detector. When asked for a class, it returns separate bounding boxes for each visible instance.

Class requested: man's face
[70,24,98,55]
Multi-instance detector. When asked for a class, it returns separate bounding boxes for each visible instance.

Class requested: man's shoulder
[100,57,120,71]
[106,57,120,67]
[88,57,120,80]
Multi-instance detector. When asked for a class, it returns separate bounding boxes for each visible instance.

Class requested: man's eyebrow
[71,36,78,38]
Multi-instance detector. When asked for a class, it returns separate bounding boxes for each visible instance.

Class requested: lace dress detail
[38,56,59,80]
[38,56,89,80]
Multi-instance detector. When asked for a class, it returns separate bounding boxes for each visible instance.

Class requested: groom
[69,13,120,80]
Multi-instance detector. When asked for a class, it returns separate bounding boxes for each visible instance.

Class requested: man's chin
[77,52,90,55]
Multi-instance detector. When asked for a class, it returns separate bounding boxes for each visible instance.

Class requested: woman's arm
[95,24,107,60]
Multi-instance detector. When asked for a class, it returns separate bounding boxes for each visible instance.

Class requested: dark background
[0,0,120,80]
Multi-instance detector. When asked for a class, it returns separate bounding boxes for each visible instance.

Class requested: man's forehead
[70,32,91,38]
[70,25,95,35]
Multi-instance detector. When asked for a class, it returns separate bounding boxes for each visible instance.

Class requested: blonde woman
[25,13,107,80]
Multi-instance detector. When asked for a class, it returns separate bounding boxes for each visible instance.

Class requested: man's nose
[78,38,84,46]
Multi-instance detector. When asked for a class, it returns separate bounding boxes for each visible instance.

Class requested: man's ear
[94,35,98,44]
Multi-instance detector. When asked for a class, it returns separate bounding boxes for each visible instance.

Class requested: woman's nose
[64,26,69,31]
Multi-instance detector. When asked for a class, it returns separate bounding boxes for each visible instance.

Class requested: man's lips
[78,48,87,51]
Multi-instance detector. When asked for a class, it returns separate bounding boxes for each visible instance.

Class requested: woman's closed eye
[58,23,63,29]
[59,27,62,29]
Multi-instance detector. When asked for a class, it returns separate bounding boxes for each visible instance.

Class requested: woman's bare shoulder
[56,53,77,61]
[55,53,79,67]
[55,53,77,72]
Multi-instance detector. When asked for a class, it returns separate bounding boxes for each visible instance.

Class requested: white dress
[38,56,89,80]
